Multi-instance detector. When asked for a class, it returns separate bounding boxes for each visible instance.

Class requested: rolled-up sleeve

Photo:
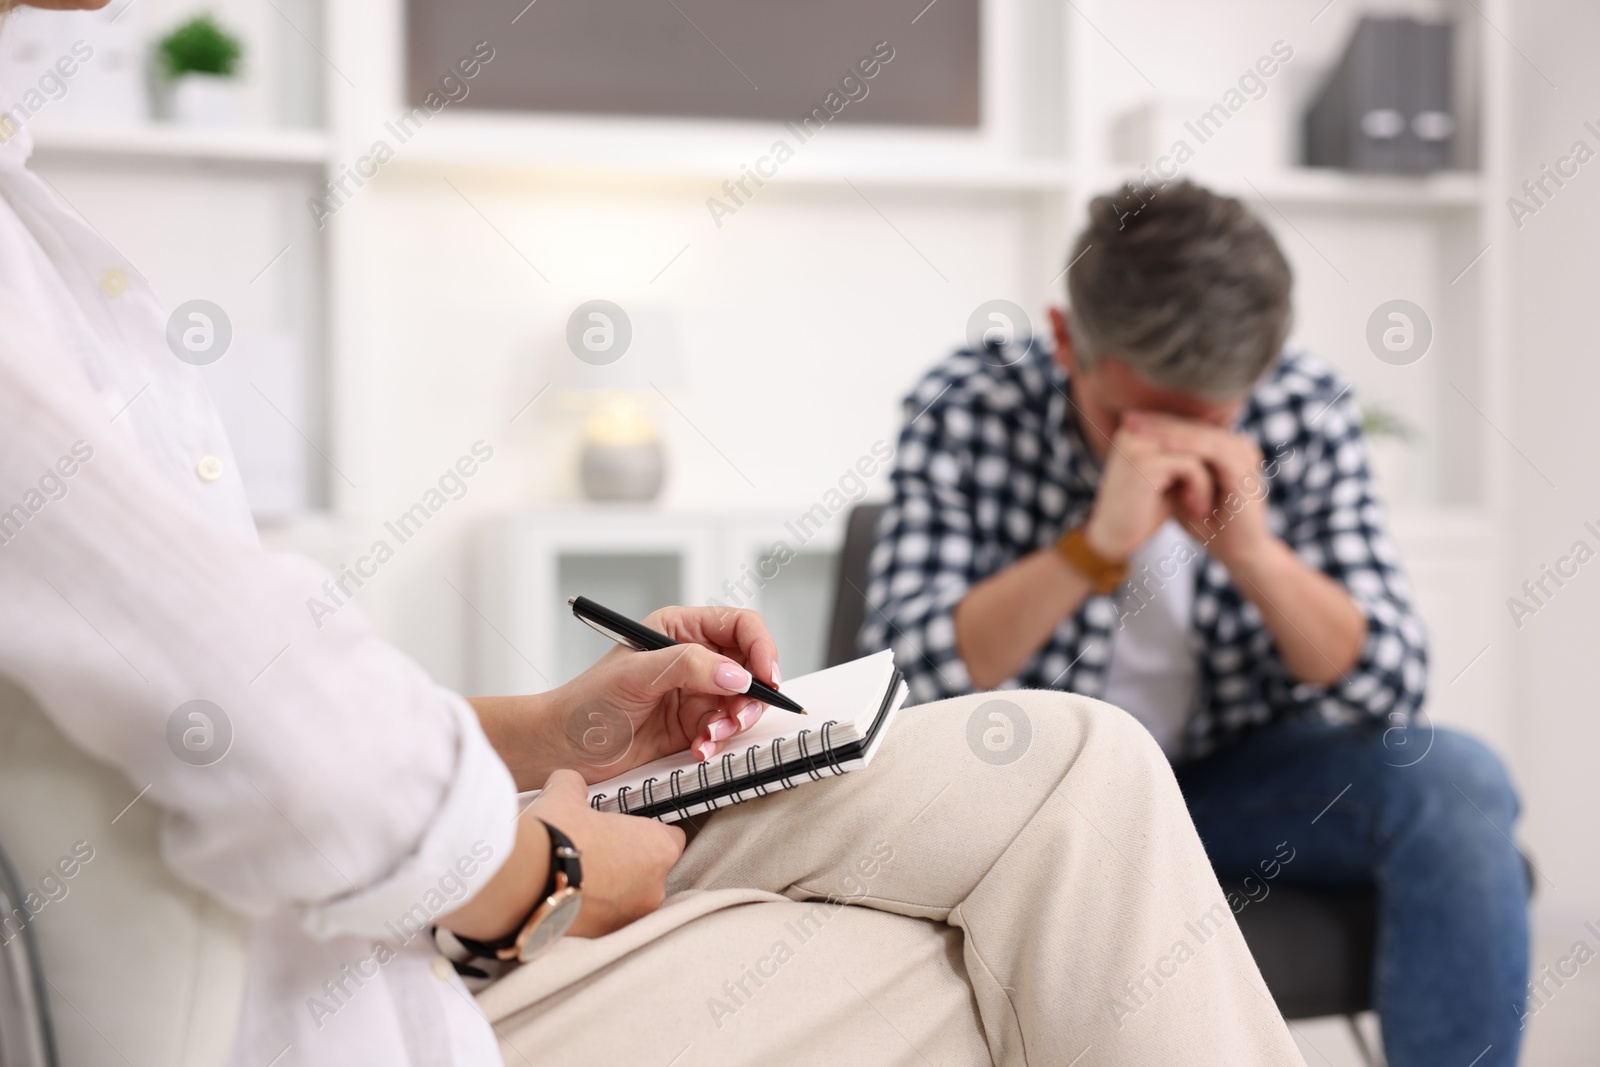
[858,367,978,704]
[0,292,517,940]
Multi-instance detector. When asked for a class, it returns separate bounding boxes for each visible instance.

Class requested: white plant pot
[165,74,239,127]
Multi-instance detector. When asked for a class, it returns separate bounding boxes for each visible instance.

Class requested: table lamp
[557,304,684,503]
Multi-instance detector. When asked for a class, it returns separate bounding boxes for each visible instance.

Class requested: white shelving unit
[15,0,1513,753]
[10,0,1513,495]
[344,0,1511,746]
[342,0,1509,513]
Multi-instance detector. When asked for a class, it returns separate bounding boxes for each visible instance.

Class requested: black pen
[568,596,806,714]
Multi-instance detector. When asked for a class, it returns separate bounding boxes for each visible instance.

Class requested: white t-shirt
[1101,521,1203,758]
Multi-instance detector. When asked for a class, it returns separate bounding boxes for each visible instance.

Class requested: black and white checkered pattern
[857,340,1428,759]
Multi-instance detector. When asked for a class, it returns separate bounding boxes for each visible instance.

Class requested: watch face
[517,890,582,962]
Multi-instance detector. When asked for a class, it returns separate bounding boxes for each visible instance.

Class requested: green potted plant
[156,14,244,127]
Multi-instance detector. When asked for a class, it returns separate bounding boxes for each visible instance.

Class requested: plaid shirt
[857,341,1428,760]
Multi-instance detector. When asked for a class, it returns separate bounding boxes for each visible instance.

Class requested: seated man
[861,180,1529,1067]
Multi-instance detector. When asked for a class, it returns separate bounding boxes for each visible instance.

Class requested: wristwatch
[1056,526,1129,595]
[454,820,583,964]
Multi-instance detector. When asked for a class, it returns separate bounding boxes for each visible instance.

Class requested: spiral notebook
[559,650,907,824]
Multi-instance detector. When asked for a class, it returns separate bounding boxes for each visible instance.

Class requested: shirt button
[431,955,454,981]
[99,268,128,297]
[195,455,225,482]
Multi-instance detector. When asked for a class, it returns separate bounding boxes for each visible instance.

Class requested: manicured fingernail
[708,717,736,742]
[737,699,762,729]
[696,739,716,761]
[771,661,781,685]
[714,662,752,693]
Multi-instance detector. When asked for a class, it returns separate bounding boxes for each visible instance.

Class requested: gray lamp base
[579,440,665,502]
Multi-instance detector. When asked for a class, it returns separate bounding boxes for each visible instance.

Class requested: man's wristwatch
[454,820,583,964]
[1056,526,1130,595]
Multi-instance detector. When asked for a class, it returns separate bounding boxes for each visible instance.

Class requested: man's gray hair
[1065,180,1292,399]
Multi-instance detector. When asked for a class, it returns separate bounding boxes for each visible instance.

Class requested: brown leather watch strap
[1056,527,1129,595]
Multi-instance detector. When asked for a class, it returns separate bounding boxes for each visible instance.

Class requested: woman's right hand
[524,768,686,938]
[471,606,780,792]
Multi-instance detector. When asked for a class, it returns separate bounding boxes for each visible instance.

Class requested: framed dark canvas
[406,0,981,127]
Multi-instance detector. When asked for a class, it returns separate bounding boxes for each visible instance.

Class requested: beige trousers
[476,691,1306,1066]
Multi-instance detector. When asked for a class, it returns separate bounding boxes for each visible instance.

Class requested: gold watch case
[499,845,584,963]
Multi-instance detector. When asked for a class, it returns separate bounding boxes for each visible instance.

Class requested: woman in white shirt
[0,2,778,1062]
[0,2,1311,1065]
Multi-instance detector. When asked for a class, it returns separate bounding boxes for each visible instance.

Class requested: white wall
[337,168,1047,686]
[1501,1,1600,927]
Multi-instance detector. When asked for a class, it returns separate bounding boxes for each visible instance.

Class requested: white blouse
[0,122,516,1064]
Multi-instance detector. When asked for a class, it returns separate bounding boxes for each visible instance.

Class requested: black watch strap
[453,819,581,959]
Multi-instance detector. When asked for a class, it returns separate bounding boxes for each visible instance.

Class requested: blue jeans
[1174,717,1530,1067]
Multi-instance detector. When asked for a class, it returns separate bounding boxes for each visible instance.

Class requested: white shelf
[387,112,1071,192]
[1217,168,1483,210]
[778,153,1072,192]
[380,114,1481,202]
[27,123,331,167]
[1088,165,1484,210]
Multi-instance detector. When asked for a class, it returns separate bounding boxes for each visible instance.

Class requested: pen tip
[567,596,576,606]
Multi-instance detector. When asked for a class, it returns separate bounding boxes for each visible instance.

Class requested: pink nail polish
[737,700,762,729]
[708,717,735,742]
[771,661,782,686]
[714,662,753,693]
[696,739,716,761]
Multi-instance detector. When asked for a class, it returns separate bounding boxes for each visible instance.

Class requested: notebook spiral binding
[774,737,793,790]
[587,721,846,815]
[668,768,688,822]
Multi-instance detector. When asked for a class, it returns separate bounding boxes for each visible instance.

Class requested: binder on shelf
[1406,21,1456,172]
[1305,16,1454,174]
